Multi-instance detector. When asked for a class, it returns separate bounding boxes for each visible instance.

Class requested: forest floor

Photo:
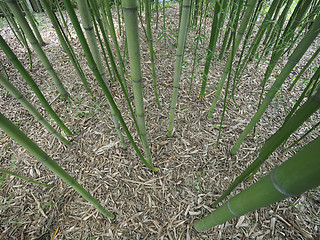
[0,2,319,239]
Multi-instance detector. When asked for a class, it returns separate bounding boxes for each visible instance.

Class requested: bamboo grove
[0,0,319,234]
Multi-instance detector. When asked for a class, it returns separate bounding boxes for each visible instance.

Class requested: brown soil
[0,3,319,239]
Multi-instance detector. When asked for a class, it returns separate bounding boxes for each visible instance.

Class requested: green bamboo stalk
[6,0,69,99]
[231,14,320,154]
[289,45,320,91]
[284,66,320,123]
[155,0,159,29]
[0,71,70,145]
[199,0,222,99]
[207,0,258,118]
[0,34,72,136]
[61,0,157,171]
[232,0,285,89]
[283,120,320,151]
[54,0,72,39]
[101,0,127,88]
[76,0,126,149]
[168,0,191,137]
[194,135,320,232]
[0,112,115,219]
[163,0,166,51]
[145,0,161,108]
[122,0,153,163]
[40,0,92,96]
[19,0,44,45]
[0,169,53,188]
[213,85,320,207]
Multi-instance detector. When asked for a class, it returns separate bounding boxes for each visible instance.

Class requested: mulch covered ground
[0,2,319,239]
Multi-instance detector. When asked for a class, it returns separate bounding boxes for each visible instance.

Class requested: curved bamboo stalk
[231,14,320,154]
[76,0,127,149]
[0,168,53,188]
[213,85,320,207]
[61,0,157,171]
[167,0,192,137]
[0,112,115,219]
[0,34,72,136]
[0,71,70,145]
[207,0,258,118]
[6,0,69,99]
[194,135,320,232]
[122,0,153,163]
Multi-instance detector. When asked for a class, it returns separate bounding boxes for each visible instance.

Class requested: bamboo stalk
[0,112,115,219]
[122,0,153,163]
[0,168,53,188]
[168,0,192,137]
[194,135,320,232]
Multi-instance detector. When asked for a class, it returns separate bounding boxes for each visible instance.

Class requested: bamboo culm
[168,0,192,137]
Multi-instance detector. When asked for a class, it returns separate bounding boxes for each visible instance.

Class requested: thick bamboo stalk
[0,112,115,219]
[6,0,69,99]
[122,0,153,163]
[231,14,320,154]
[0,71,70,145]
[0,34,72,136]
[194,135,320,232]
[167,0,192,137]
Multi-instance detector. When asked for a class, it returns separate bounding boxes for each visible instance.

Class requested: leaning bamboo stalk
[6,0,69,99]
[19,0,44,45]
[39,0,92,96]
[207,0,258,118]
[145,0,161,108]
[194,135,320,232]
[0,168,53,188]
[213,85,320,207]
[76,0,127,149]
[231,14,320,154]
[0,112,115,219]
[0,34,72,136]
[61,0,157,171]
[122,0,153,163]
[0,71,70,145]
[167,0,192,137]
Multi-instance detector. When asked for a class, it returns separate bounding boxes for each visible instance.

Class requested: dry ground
[0,2,319,239]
